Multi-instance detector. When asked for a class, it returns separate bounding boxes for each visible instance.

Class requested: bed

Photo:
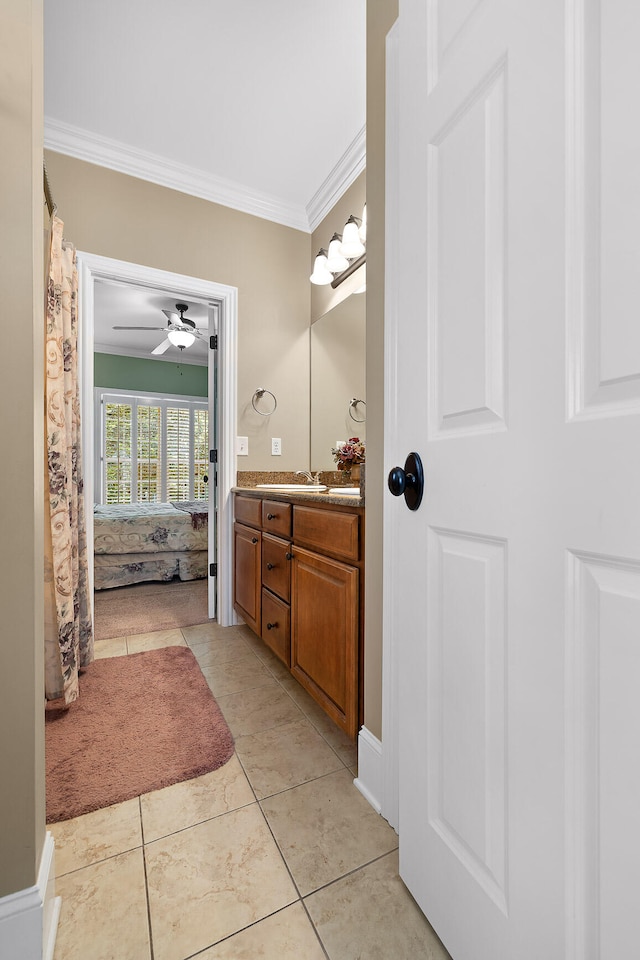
[93,501,209,590]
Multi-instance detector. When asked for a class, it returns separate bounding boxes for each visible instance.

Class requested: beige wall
[44,152,312,472]
[0,0,46,898]
[364,0,398,739]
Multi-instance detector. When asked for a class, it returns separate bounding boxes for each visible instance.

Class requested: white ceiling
[93,280,211,365]
[43,0,367,232]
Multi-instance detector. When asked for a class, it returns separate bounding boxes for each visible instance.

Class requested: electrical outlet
[236,436,249,456]
[271,437,282,456]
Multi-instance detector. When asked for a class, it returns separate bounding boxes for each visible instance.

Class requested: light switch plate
[236,436,249,456]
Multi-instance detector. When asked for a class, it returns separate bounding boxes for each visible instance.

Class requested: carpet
[45,646,235,823]
[94,577,210,640]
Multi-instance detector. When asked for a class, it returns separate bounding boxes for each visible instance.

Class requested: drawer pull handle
[251,537,259,544]
[266,562,274,570]
[285,552,293,560]
[266,621,278,630]
[267,512,276,520]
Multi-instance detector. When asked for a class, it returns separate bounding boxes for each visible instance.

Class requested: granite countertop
[231,485,364,507]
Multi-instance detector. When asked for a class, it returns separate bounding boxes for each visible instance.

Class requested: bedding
[94,501,208,589]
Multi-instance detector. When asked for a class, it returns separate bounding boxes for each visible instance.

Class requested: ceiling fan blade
[113,325,166,331]
[151,338,172,356]
[161,310,180,323]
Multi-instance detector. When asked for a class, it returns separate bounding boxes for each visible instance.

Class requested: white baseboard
[354,726,384,815]
[0,832,59,960]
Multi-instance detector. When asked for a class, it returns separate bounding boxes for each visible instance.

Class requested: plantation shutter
[193,407,209,500]
[104,401,132,503]
[136,402,161,501]
[166,405,191,501]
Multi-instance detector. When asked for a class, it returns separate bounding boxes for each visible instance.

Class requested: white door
[390,1,640,958]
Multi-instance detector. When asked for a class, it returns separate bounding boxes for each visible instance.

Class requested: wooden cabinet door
[291,546,358,737]
[233,521,261,634]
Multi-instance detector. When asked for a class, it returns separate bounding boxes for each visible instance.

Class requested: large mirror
[310,293,366,472]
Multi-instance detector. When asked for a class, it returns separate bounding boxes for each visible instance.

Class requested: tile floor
[50,619,451,960]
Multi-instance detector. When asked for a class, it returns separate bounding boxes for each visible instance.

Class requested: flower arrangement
[332,437,366,472]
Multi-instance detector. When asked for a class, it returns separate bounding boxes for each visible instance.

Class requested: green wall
[94,353,208,397]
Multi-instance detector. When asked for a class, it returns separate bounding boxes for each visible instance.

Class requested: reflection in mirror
[311,293,365,472]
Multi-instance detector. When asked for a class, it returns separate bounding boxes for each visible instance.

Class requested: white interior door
[391,1,640,957]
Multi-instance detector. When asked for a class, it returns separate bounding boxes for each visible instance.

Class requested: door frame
[380,17,401,831]
[76,252,238,626]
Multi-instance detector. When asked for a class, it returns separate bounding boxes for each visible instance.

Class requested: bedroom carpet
[45,646,235,823]
[93,577,209,640]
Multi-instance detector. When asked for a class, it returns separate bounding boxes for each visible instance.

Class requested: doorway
[76,252,238,626]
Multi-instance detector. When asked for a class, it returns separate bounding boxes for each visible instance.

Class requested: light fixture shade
[339,216,366,258]
[168,329,196,348]
[309,249,333,285]
[358,203,367,243]
[326,234,349,273]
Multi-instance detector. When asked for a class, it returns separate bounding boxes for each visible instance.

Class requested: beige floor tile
[183,622,251,647]
[145,804,298,960]
[140,755,255,842]
[126,628,187,653]
[50,798,142,877]
[305,850,452,960]
[197,903,326,959]
[216,681,303,738]
[53,848,150,960]
[261,769,398,896]
[92,636,128,659]
[187,634,253,667]
[240,629,280,663]
[199,655,277,697]
[236,717,343,799]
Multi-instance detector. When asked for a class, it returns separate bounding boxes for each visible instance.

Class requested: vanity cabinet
[233,491,364,738]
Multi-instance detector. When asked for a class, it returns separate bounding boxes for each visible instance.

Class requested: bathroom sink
[328,487,361,496]
[255,483,327,491]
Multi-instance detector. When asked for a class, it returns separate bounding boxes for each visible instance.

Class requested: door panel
[428,61,506,436]
[566,552,640,959]
[392,0,640,957]
[427,528,507,912]
[568,0,640,418]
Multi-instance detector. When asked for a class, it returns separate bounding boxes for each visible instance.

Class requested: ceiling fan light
[310,249,333,285]
[339,217,366,258]
[326,234,350,273]
[167,329,196,348]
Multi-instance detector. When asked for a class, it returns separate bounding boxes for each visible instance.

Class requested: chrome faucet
[296,470,321,484]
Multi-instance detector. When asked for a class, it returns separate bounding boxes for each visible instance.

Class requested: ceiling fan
[113,302,206,355]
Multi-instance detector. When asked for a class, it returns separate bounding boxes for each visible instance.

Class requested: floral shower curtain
[44,215,94,703]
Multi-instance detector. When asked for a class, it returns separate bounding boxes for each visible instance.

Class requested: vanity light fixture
[310,203,367,288]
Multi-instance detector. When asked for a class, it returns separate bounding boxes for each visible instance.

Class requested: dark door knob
[267,513,276,520]
[266,621,277,630]
[266,562,274,570]
[251,536,258,544]
[388,452,424,511]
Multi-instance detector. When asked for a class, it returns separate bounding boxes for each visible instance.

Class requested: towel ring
[349,398,366,423]
[252,387,277,416]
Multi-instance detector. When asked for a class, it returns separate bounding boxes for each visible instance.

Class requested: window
[99,390,208,504]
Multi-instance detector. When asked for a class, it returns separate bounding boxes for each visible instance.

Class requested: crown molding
[306,125,366,232]
[93,342,208,366]
[44,117,310,232]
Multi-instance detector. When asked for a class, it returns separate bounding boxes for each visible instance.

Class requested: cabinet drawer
[262,533,292,603]
[235,495,262,529]
[261,500,292,538]
[261,588,291,667]
[293,506,360,563]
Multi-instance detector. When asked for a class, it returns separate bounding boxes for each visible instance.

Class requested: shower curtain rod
[43,161,57,217]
